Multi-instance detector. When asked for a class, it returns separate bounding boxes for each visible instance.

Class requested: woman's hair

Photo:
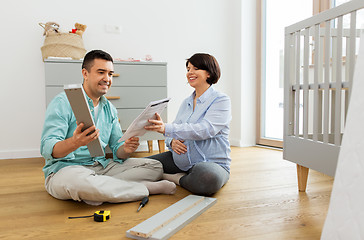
[186,53,221,85]
[82,50,113,72]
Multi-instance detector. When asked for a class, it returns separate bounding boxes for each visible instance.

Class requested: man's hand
[171,139,187,155]
[71,122,100,148]
[52,122,100,159]
[145,113,165,134]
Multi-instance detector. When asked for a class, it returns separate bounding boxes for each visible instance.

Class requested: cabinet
[44,59,167,152]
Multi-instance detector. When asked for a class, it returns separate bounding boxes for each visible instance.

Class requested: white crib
[283,0,364,191]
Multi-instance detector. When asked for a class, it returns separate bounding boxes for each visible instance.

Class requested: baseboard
[0,140,253,159]
[229,138,254,147]
[0,149,42,160]
[0,141,161,160]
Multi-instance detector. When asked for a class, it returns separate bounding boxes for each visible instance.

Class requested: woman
[145,53,232,196]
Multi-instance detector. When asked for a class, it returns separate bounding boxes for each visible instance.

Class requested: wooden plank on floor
[126,195,217,240]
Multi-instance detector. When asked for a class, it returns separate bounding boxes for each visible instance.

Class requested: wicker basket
[41,32,86,60]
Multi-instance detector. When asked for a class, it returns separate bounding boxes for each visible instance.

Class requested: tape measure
[68,210,111,222]
[93,210,110,222]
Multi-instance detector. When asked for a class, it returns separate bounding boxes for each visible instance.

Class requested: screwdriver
[137,196,149,212]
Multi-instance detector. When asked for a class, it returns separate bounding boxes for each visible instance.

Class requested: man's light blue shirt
[164,86,232,172]
[40,87,124,178]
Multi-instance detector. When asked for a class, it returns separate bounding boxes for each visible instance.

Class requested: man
[41,50,176,206]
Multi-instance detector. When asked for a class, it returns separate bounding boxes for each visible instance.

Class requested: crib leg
[297,164,309,192]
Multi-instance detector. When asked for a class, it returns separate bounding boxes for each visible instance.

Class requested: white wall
[239,0,257,146]
[0,0,256,159]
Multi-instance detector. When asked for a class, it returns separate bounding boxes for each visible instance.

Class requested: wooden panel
[283,136,340,177]
[126,195,217,240]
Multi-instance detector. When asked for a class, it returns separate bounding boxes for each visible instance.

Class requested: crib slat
[346,36,350,84]
[295,31,300,137]
[348,11,356,101]
[330,30,337,136]
[344,35,350,129]
[318,31,325,137]
[323,20,331,144]
[289,33,296,137]
[284,32,295,138]
[313,24,320,141]
[345,89,349,126]
[289,34,296,137]
[303,28,309,140]
[334,16,343,146]
[331,90,336,136]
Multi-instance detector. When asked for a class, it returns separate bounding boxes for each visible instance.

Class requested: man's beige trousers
[45,158,163,203]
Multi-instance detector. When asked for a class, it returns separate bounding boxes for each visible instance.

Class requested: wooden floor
[0,147,333,240]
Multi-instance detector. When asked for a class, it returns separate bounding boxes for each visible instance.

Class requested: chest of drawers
[44,59,167,151]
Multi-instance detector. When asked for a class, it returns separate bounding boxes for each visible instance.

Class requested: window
[257,0,313,148]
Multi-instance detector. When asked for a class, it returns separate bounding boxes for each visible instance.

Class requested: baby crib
[283,0,364,191]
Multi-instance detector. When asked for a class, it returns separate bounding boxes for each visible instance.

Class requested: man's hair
[82,50,113,71]
[186,53,221,85]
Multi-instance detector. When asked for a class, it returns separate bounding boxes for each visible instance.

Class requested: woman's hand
[171,139,187,155]
[145,113,165,134]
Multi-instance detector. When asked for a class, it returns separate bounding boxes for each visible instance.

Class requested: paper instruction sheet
[118,98,170,142]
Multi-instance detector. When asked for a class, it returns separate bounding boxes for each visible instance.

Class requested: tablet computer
[64,84,104,157]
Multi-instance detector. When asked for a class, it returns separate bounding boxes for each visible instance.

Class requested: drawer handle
[113,73,120,77]
[106,96,120,100]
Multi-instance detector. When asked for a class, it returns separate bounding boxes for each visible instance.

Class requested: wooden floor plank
[0,147,333,240]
